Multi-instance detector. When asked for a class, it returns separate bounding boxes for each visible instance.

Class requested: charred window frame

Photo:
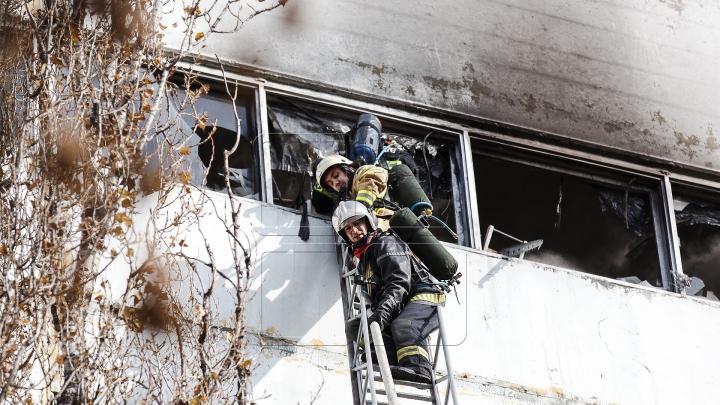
[470,136,682,292]
[162,76,262,199]
[260,90,471,246]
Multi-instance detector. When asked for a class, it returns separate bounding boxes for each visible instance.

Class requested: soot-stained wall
[169,0,720,176]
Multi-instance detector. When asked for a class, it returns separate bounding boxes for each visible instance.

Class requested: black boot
[389,365,432,384]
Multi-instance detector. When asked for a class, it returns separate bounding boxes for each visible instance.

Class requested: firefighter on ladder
[334,200,445,384]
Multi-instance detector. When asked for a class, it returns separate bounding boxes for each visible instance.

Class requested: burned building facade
[153,1,720,403]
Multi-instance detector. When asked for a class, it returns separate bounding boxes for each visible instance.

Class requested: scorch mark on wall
[674,131,701,159]
[335,57,396,91]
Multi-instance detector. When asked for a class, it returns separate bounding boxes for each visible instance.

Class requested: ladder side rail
[358,288,379,405]
[350,278,370,405]
[359,365,370,405]
[347,267,372,405]
[437,306,459,405]
[433,332,441,370]
[369,321,400,405]
[339,246,362,405]
[429,333,441,405]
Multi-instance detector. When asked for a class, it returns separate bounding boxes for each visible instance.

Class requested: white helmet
[314,154,353,191]
[332,201,378,242]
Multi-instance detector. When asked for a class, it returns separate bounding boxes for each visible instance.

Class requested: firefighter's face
[323,166,349,192]
[343,218,368,243]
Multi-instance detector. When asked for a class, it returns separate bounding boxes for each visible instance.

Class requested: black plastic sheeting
[676,203,720,227]
[596,188,720,237]
[596,188,654,236]
[267,100,352,174]
[383,133,452,200]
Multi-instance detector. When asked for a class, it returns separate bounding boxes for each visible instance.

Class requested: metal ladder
[337,241,460,405]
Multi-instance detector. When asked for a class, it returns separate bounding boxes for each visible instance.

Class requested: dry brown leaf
[114,213,133,227]
[70,24,80,42]
[179,146,191,155]
[195,32,205,41]
[179,171,192,185]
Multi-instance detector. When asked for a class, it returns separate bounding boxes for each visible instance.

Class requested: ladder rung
[374,389,433,402]
[365,401,390,405]
[342,269,358,278]
[352,362,379,373]
[345,314,362,324]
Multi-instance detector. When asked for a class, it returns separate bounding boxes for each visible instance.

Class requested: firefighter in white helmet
[313,154,395,217]
[333,201,445,384]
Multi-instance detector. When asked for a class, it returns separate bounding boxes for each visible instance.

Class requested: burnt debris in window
[475,155,662,284]
[674,195,720,300]
[266,95,352,207]
[188,89,257,198]
[383,133,453,202]
[383,132,457,243]
[144,83,257,197]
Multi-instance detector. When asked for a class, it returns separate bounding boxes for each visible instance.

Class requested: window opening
[474,153,664,286]
[174,84,259,198]
[672,189,720,300]
[266,94,465,244]
[266,94,352,206]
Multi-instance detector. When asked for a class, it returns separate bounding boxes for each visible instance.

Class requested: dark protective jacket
[357,231,445,329]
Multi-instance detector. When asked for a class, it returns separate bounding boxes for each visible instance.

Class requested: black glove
[311,188,334,216]
[367,297,396,331]
[350,157,366,169]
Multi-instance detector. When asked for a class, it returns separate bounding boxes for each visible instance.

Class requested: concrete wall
[166,0,720,176]
[113,192,720,404]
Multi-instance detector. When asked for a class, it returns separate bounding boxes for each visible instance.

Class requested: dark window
[672,189,720,300]
[474,152,664,286]
[175,85,259,198]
